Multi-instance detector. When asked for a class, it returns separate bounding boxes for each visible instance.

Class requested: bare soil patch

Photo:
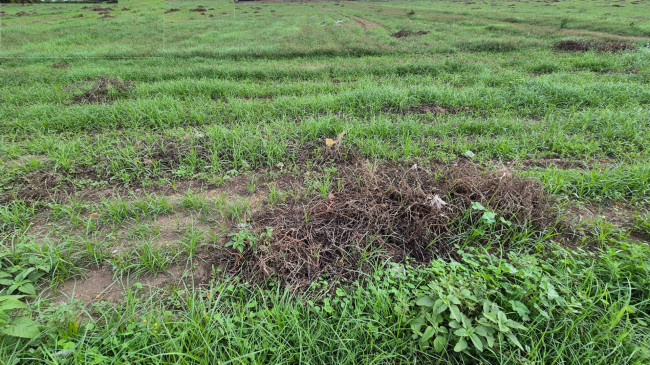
[52,268,123,306]
[221,159,552,288]
[2,165,105,204]
[553,40,637,52]
[165,8,181,14]
[72,14,83,18]
[190,6,208,12]
[71,77,134,104]
[391,29,429,38]
[11,170,63,203]
[49,260,214,308]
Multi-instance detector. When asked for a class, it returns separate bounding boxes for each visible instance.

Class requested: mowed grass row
[1,0,649,364]
[2,105,649,162]
[2,0,648,58]
[2,78,649,132]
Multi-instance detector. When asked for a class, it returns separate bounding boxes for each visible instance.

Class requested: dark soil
[121,8,131,11]
[71,77,134,104]
[73,14,84,18]
[190,6,207,12]
[165,9,181,14]
[553,40,637,52]
[222,159,552,288]
[391,29,429,38]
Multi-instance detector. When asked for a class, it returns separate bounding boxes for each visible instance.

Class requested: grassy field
[1,0,649,363]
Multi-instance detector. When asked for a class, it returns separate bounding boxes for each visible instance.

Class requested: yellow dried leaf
[335,130,347,144]
[325,138,336,147]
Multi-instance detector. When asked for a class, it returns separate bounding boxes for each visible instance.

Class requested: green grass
[0,0,649,363]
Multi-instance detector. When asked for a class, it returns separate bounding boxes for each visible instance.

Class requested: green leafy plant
[226,228,257,253]
[471,202,511,226]
[226,227,273,253]
[0,295,39,339]
[0,244,51,296]
[411,282,526,353]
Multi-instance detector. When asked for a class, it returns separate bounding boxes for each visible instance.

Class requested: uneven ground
[0,0,649,364]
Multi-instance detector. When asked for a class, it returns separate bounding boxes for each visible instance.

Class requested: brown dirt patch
[553,40,637,52]
[15,11,37,17]
[221,160,552,288]
[51,61,69,69]
[190,6,208,12]
[2,164,107,204]
[72,14,84,18]
[52,268,123,306]
[10,170,63,203]
[49,260,214,308]
[71,76,134,104]
[165,8,180,14]
[121,7,131,11]
[391,29,430,38]
[83,6,114,12]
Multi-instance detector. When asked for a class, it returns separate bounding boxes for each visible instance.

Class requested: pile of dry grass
[72,77,134,104]
[223,160,551,288]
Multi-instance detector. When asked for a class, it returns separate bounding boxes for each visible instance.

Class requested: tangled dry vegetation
[72,77,135,104]
[553,40,637,52]
[224,158,552,288]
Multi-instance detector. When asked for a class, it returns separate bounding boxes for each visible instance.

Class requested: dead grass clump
[596,41,636,52]
[391,29,429,38]
[72,77,134,104]
[224,160,551,288]
[553,40,636,52]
